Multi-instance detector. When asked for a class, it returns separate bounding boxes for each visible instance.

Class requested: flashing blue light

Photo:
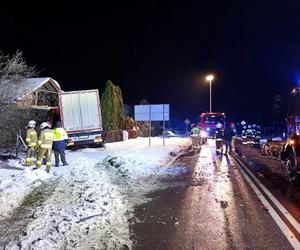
[206,128,210,131]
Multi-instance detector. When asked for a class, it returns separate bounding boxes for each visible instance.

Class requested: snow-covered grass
[0,136,189,250]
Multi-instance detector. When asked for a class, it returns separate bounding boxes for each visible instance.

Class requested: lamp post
[206,75,214,113]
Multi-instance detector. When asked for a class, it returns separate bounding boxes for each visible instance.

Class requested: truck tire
[261,143,267,156]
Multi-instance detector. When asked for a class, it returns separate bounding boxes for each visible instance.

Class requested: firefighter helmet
[40,122,50,129]
[27,120,36,128]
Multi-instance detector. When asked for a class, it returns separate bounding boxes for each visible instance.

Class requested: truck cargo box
[59,89,103,146]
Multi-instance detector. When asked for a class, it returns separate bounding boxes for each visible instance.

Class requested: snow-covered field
[0,137,189,250]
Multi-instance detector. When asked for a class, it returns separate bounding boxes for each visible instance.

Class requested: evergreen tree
[101,80,124,131]
[114,85,124,128]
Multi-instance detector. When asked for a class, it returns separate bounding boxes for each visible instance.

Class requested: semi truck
[50,89,103,147]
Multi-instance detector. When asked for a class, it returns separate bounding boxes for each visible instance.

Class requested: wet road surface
[235,142,300,224]
[131,141,294,250]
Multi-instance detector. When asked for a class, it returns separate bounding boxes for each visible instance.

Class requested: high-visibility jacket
[191,127,200,135]
[38,128,54,149]
[52,127,68,150]
[26,128,38,147]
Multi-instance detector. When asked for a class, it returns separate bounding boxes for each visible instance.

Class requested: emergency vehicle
[199,112,225,138]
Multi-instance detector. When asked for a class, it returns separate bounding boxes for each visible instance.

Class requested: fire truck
[199,112,225,138]
[286,87,300,135]
[263,87,300,180]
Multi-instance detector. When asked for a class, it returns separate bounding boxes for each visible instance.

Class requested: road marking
[236,155,300,233]
[232,154,300,250]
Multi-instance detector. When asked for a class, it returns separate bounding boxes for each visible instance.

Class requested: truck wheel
[261,144,267,156]
[94,142,105,148]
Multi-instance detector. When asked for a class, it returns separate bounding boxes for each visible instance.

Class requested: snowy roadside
[0,136,190,250]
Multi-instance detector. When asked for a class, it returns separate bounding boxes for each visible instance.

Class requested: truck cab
[199,112,225,137]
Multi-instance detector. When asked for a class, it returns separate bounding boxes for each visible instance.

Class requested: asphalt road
[130,141,294,250]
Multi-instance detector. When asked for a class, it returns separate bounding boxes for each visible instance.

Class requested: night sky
[2,0,300,125]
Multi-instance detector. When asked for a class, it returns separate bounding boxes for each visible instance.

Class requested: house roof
[16,77,61,100]
[0,77,61,102]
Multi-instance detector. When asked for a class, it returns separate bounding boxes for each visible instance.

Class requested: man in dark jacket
[224,124,235,154]
[52,121,68,167]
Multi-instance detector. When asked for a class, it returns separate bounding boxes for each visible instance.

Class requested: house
[1,77,61,110]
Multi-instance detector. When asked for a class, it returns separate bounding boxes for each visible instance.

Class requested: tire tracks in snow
[0,178,59,249]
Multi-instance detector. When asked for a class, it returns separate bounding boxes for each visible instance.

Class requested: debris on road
[258,172,264,178]
[169,151,177,157]
[220,200,228,209]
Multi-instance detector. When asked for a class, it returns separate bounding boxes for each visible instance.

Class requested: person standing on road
[52,121,68,167]
[191,124,201,149]
[224,123,235,154]
[36,122,54,173]
[25,120,38,166]
[215,122,224,154]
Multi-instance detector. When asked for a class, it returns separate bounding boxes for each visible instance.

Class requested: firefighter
[229,122,236,133]
[36,122,54,173]
[25,120,38,166]
[52,121,68,167]
[215,122,224,154]
[191,124,200,149]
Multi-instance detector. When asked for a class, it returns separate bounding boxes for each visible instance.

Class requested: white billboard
[134,104,170,121]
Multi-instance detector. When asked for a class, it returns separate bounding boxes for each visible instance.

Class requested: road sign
[184,119,190,125]
[134,104,170,121]
[184,118,190,133]
[134,104,170,146]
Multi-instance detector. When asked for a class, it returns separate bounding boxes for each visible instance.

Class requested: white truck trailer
[57,89,103,147]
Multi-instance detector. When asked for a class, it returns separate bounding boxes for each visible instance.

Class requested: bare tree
[0,51,37,154]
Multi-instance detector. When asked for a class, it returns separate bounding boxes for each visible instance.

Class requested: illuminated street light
[206,75,214,113]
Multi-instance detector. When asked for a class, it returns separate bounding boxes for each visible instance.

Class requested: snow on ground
[0,136,190,250]
[0,160,54,220]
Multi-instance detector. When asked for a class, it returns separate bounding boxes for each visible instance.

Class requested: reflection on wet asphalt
[236,145,300,224]
[131,140,293,250]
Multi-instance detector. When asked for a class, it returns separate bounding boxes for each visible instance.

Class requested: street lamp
[206,75,214,113]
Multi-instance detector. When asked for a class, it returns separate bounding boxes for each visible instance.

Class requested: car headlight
[200,130,208,137]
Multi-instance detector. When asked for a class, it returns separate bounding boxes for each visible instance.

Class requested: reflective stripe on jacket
[38,129,54,149]
[26,128,38,147]
[215,128,224,139]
